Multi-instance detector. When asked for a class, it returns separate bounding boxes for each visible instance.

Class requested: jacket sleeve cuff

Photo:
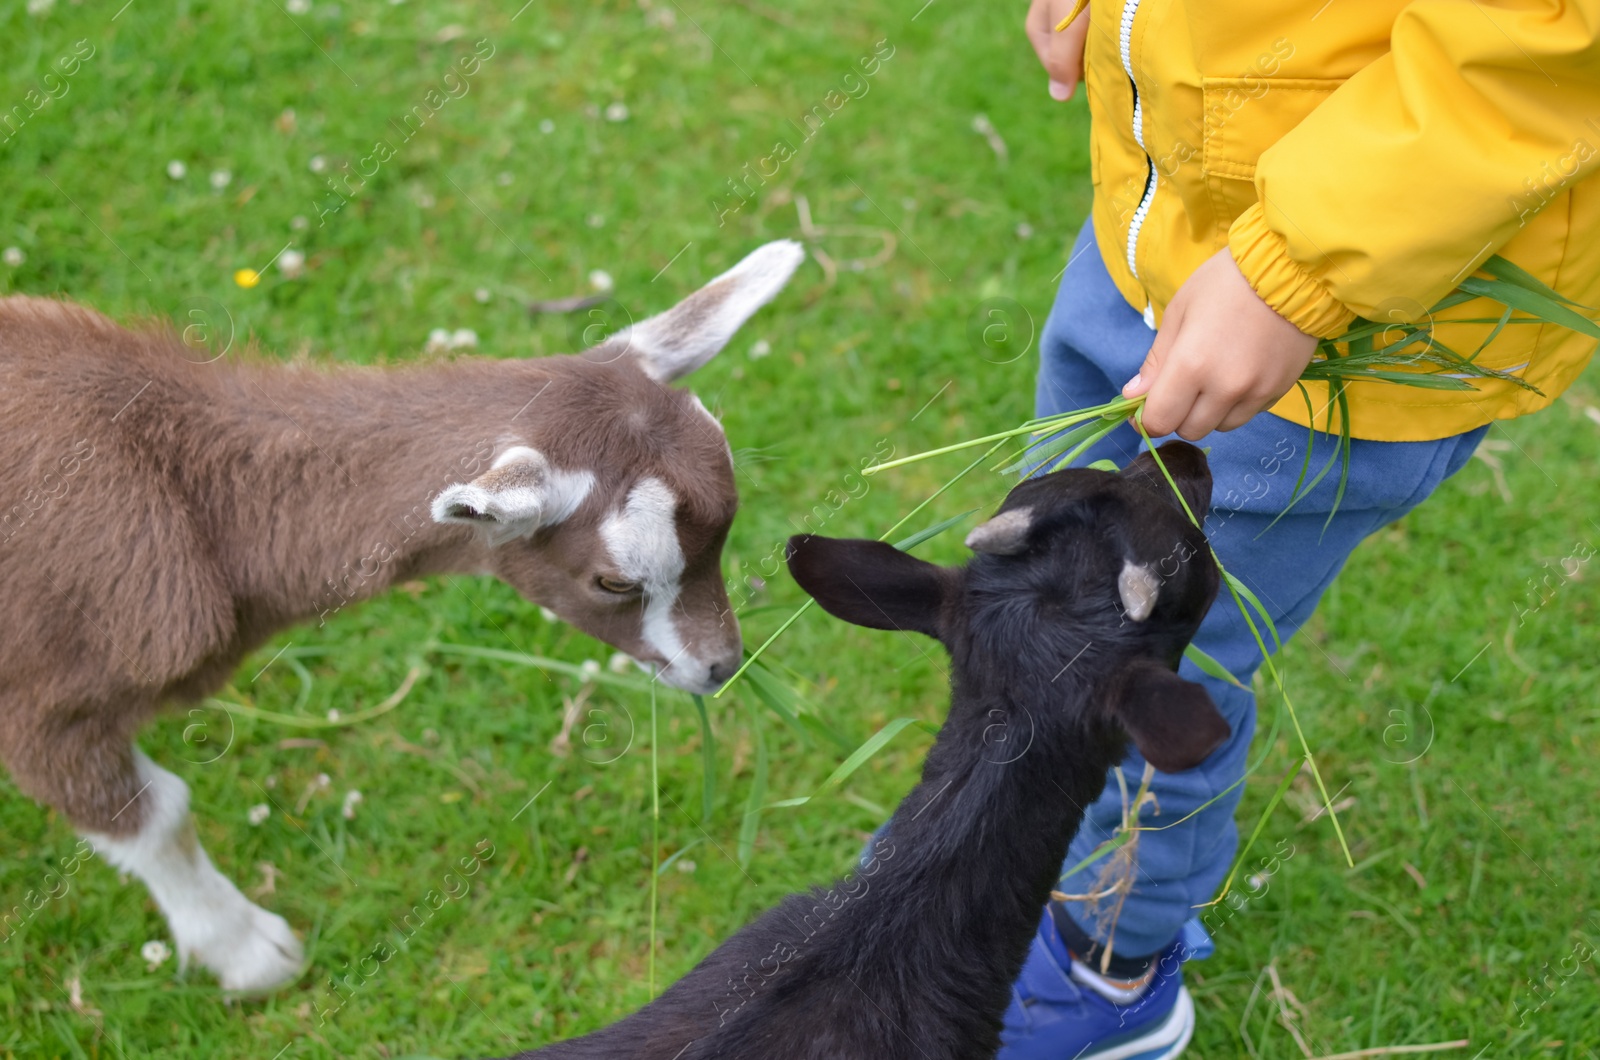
[1227,203,1358,340]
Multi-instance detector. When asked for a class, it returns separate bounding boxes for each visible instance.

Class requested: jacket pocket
[1202,77,1343,222]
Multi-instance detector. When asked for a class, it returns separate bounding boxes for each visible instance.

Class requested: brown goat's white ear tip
[1118,561,1161,622]
[432,486,493,526]
[964,507,1034,556]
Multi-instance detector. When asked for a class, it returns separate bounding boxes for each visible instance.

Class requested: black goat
[501,441,1228,1060]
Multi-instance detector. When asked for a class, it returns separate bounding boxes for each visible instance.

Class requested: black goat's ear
[1106,658,1229,773]
[786,535,949,639]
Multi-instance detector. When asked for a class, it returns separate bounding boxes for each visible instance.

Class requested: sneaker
[998,911,1211,1060]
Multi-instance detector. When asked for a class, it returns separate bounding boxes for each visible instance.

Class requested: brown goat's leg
[9,734,305,992]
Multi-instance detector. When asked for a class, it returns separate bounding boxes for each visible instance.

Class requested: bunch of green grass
[719,255,1600,896]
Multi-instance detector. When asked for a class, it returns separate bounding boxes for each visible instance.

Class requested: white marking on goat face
[600,478,706,690]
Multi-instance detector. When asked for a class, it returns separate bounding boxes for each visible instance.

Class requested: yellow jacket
[1082,0,1600,441]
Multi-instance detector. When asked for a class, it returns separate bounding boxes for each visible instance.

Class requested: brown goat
[0,240,803,992]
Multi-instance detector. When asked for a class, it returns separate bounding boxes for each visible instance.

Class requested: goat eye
[597,576,641,595]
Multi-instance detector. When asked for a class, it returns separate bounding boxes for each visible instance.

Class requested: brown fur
[0,294,739,838]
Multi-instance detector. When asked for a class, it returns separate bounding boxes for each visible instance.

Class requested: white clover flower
[579,659,601,681]
[278,249,306,278]
[286,0,311,13]
[1015,222,1034,240]
[247,804,271,826]
[608,652,631,674]
[539,607,558,623]
[308,155,327,174]
[586,213,605,229]
[426,328,452,353]
[325,707,340,721]
[140,940,172,970]
[341,790,364,820]
[449,328,478,350]
[209,169,232,191]
[290,215,309,231]
[166,160,187,180]
[26,0,55,16]
[538,119,556,135]
[748,339,771,360]
[588,269,614,292]
[474,287,491,304]
[604,102,630,123]
[675,859,696,874]
[2,247,24,267]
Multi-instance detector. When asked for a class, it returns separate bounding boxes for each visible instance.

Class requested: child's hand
[1122,249,1319,439]
[1025,0,1089,101]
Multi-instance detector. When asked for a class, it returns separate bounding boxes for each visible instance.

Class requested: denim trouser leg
[1037,223,1487,959]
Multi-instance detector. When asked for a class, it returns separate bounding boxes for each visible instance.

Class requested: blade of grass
[1322,384,1353,536]
[719,440,1008,697]
[426,643,653,693]
[1184,643,1246,688]
[648,680,659,995]
[656,837,705,876]
[738,699,768,868]
[1479,253,1589,308]
[742,658,845,749]
[766,716,940,810]
[690,694,717,821]
[998,416,1113,475]
[1135,415,1353,867]
[1199,758,1303,908]
[1457,276,1600,339]
[207,663,424,729]
[893,510,977,551]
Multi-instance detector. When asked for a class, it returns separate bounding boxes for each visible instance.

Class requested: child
[1003,0,1600,1055]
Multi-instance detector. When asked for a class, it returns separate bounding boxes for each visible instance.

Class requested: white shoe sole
[1084,986,1194,1060]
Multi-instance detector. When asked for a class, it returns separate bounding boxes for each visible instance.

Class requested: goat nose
[707,658,738,686]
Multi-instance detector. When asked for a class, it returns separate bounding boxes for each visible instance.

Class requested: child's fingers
[1025,0,1088,98]
[1024,0,1058,67]
[1137,366,1204,438]
[1125,299,1181,400]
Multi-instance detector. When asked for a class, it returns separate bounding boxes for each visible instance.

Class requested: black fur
[498,441,1225,1060]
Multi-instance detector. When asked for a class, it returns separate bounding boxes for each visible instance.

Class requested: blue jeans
[1039,224,1487,959]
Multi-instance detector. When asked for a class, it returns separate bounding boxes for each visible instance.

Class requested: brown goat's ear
[431,446,596,540]
[606,241,805,383]
[1106,658,1229,773]
[1122,440,1213,518]
[786,535,949,640]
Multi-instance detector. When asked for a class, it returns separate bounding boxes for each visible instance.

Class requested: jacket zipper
[1119,0,1156,282]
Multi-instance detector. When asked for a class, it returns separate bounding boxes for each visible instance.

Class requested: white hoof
[83,752,307,994]
[179,901,305,994]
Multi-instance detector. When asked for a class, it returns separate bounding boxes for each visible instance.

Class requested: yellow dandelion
[234,268,261,288]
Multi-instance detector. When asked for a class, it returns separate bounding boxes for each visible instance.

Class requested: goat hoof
[181,905,305,994]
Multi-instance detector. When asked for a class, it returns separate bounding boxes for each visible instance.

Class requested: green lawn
[3,1,1598,1057]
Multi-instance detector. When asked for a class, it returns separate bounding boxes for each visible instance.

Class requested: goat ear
[1122,440,1213,518]
[609,240,806,383]
[431,446,595,539]
[1106,658,1230,773]
[785,535,949,639]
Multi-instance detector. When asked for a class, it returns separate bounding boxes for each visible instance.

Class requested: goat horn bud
[964,507,1034,555]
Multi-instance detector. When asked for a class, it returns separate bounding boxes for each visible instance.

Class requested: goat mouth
[631,656,726,696]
